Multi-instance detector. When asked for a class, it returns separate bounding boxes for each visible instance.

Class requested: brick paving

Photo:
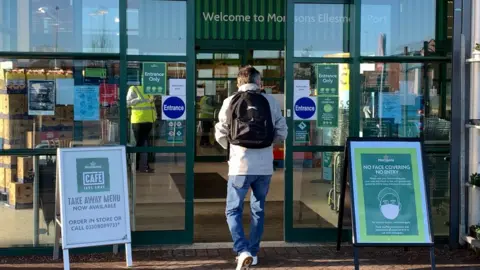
[1,245,480,269]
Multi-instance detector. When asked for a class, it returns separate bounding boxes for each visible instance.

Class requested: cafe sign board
[55,146,132,269]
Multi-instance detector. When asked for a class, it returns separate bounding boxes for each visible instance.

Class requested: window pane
[0,58,120,149]
[294,4,349,57]
[426,153,450,236]
[0,155,58,247]
[0,0,119,53]
[293,63,350,146]
[361,0,436,56]
[127,0,187,56]
[360,62,451,142]
[127,61,187,148]
[131,153,185,231]
[293,151,350,228]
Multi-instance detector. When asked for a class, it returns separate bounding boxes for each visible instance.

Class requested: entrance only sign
[54,146,132,270]
[336,138,435,270]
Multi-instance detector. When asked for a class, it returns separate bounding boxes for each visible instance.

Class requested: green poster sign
[317,96,338,128]
[316,64,339,96]
[142,62,166,95]
[76,158,110,193]
[351,145,431,244]
[84,68,106,79]
[294,121,310,143]
[167,121,184,144]
[322,152,333,181]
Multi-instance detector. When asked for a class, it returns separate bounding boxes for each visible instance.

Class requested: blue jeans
[226,175,272,257]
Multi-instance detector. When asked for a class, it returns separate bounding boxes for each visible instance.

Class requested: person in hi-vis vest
[127,85,157,173]
[198,95,215,147]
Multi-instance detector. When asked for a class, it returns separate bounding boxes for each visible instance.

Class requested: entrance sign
[162,96,187,120]
[293,97,316,120]
[336,138,435,270]
[54,146,132,270]
[142,62,167,95]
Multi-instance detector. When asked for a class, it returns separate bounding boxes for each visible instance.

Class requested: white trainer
[235,251,253,270]
[251,256,258,266]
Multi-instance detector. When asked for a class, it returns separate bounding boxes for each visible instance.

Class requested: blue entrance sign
[162,96,186,120]
[294,97,316,120]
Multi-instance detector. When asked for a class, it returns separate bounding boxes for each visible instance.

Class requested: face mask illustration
[378,187,401,220]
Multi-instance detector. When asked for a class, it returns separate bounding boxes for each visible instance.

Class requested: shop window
[127,0,187,56]
[129,152,186,231]
[359,62,451,142]
[294,4,350,57]
[292,151,345,228]
[360,0,440,56]
[0,155,57,247]
[0,0,119,53]
[126,61,187,147]
[293,63,350,146]
[0,58,120,149]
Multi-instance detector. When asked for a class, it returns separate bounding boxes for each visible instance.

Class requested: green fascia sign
[196,0,285,40]
[351,146,431,244]
[142,62,167,95]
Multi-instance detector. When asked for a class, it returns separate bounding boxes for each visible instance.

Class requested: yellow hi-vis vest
[130,86,157,124]
[198,96,215,119]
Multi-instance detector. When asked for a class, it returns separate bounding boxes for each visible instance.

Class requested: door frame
[193,43,284,164]
[126,0,196,245]
[284,0,357,242]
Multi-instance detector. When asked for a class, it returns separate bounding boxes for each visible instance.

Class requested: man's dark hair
[237,66,261,87]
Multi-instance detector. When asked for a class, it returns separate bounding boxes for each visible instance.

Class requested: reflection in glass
[127,0,187,55]
[0,0,119,52]
[294,4,349,57]
[294,63,349,146]
[293,152,346,228]
[360,62,450,142]
[130,153,186,231]
[426,153,450,236]
[0,58,120,149]
[196,54,241,79]
[361,0,436,56]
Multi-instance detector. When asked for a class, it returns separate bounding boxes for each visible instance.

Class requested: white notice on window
[294,80,310,98]
[169,79,186,96]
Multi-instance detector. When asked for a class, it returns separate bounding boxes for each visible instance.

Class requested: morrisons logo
[378,155,394,163]
[76,158,110,193]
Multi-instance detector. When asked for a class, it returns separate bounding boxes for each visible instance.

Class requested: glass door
[284,0,354,242]
[195,52,243,162]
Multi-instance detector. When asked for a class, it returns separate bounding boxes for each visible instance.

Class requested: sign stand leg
[63,249,70,270]
[429,246,436,270]
[53,222,60,259]
[53,166,61,260]
[353,245,360,270]
[125,243,133,267]
[113,245,119,255]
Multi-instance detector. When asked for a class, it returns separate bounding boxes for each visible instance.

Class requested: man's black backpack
[227,91,275,149]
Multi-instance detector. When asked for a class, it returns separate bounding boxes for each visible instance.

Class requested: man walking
[215,66,287,269]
